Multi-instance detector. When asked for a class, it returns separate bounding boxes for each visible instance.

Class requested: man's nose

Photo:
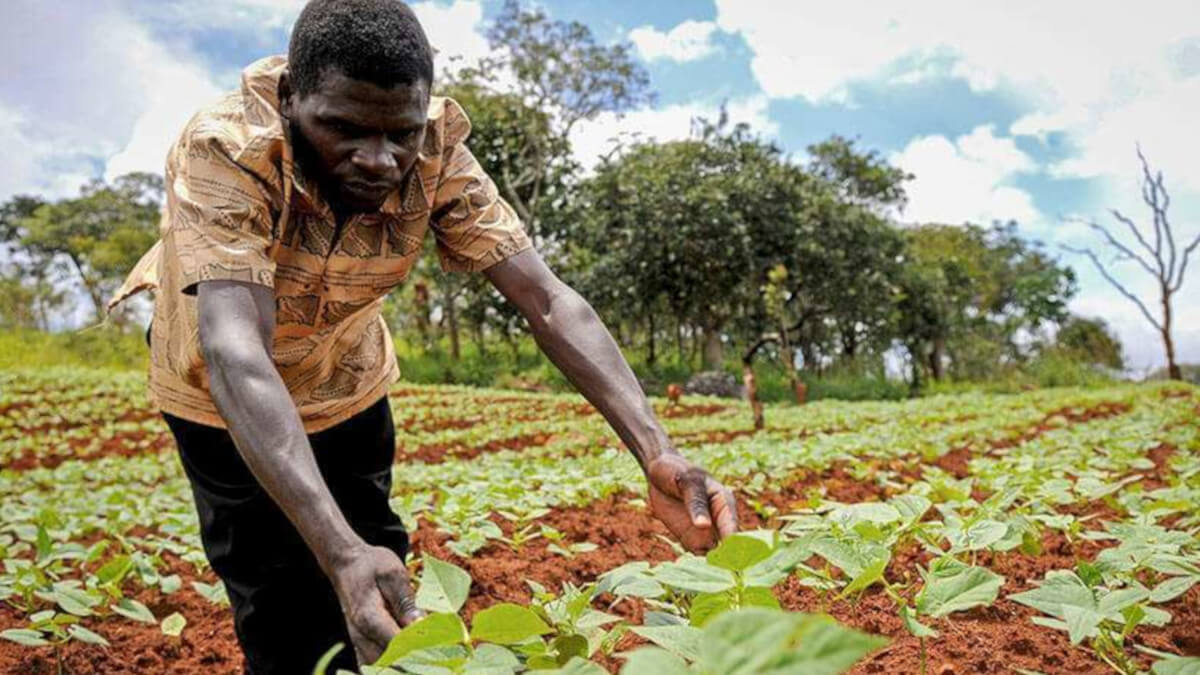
[352,136,399,177]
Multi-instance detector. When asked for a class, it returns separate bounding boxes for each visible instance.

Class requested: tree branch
[1062,244,1163,332]
[1173,230,1200,293]
[1064,215,1159,278]
[1107,208,1159,271]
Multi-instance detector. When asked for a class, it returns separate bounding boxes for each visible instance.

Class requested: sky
[3,0,1198,375]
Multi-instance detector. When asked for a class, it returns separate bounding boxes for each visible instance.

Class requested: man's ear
[278,68,294,119]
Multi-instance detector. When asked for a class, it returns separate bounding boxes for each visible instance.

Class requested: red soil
[2,487,1196,674]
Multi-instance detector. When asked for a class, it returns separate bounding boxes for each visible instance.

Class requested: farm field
[1,367,1198,674]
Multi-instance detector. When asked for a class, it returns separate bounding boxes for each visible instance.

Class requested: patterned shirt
[108,55,532,432]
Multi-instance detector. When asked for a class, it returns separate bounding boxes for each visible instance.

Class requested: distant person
[107,1,737,673]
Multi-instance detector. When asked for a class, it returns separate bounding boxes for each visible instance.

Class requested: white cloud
[0,2,221,199]
[410,0,493,77]
[629,20,719,63]
[101,14,224,180]
[713,0,1198,105]
[889,125,1039,226]
[569,96,777,170]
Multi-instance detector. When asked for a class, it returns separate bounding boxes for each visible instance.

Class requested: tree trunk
[66,253,102,320]
[777,319,801,403]
[742,362,765,431]
[676,321,686,364]
[799,342,816,376]
[929,337,946,380]
[646,312,657,366]
[445,293,461,361]
[702,328,724,369]
[1162,287,1181,380]
[908,342,924,396]
[842,326,858,360]
[472,321,487,359]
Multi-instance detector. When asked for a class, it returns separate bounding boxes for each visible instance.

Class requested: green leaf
[744,541,809,588]
[741,586,781,611]
[1097,586,1149,617]
[1076,562,1104,588]
[958,520,1008,551]
[1151,654,1200,675]
[111,598,156,624]
[1062,604,1103,645]
[916,566,1004,618]
[160,574,182,594]
[699,609,887,674]
[67,624,109,646]
[706,534,773,573]
[54,587,96,617]
[630,625,703,663]
[1,629,50,647]
[690,591,732,627]
[470,603,552,645]
[830,503,901,528]
[96,555,132,585]
[160,612,186,637]
[1150,576,1197,603]
[619,648,692,675]
[892,495,933,528]
[810,537,889,579]
[549,657,609,674]
[900,605,938,638]
[312,642,346,675]
[652,556,736,593]
[375,613,469,667]
[1009,570,1095,619]
[191,580,230,606]
[839,558,887,599]
[35,524,51,561]
[415,554,472,614]
[551,634,589,664]
[464,642,521,672]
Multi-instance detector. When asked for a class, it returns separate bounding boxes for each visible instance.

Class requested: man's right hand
[328,544,425,666]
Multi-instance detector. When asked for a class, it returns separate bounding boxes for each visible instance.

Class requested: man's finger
[379,565,425,626]
[354,601,402,653]
[679,471,713,528]
[706,479,739,537]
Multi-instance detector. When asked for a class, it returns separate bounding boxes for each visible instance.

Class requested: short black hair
[288,0,434,97]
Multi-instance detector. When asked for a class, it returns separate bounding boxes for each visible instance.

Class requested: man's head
[280,0,434,214]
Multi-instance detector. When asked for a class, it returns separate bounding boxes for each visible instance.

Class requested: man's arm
[196,280,420,665]
[482,249,738,552]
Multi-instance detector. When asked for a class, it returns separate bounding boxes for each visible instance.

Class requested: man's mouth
[343,180,393,201]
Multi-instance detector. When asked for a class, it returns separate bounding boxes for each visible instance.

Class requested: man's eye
[329,120,360,135]
[388,130,415,143]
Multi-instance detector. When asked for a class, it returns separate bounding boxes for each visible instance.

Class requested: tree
[1055,316,1124,370]
[897,222,1076,386]
[0,195,60,329]
[570,117,798,369]
[805,134,913,214]
[16,173,162,322]
[1063,146,1197,380]
[453,0,652,240]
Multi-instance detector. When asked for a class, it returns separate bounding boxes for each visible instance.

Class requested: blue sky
[3,0,1199,373]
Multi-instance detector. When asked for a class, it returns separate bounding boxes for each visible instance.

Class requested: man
[108,1,738,673]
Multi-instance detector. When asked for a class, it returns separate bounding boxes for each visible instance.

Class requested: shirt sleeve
[428,101,533,273]
[162,129,277,295]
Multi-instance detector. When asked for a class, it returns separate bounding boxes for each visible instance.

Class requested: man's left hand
[647,453,738,553]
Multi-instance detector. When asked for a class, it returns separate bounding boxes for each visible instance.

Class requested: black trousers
[162,396,409,675]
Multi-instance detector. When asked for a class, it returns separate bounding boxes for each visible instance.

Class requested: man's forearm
[522,283,675,471]
[204,346,366,576]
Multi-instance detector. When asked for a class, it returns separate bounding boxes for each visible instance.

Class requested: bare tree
[1062,145,1198,380]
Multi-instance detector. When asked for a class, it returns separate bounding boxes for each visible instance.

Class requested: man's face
[282,68,429,214]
